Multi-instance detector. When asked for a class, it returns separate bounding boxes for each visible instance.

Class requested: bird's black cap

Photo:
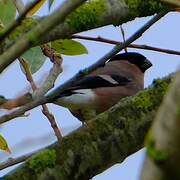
[108,52,152,72]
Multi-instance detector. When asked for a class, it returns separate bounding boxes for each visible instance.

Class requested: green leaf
[0,0,16,26]
[51,39,88,56]
[22,46,46,74]
[48,0,55,10]
[0,134,11,153]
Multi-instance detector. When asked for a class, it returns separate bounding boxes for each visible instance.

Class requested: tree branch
[0,0,86,73]
[72,35,180,56]
[19,57,63,141]
[0,151,37,171]
[42,0,169,44]
[2,75,172,179]
[32,44,63,98]
[140,72,180,180]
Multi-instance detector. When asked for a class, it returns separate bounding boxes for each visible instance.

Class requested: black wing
[74,74,131,89]
[59,74,131,97]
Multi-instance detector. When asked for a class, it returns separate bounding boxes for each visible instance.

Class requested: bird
[0,52,152,123]
[52,52,152,123]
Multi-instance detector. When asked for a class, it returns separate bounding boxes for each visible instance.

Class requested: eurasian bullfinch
[53,52,152,122]
[0,52,152,123]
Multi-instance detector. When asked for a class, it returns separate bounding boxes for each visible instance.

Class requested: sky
[0,1,180,179]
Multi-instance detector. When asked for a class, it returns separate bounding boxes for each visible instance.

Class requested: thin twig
[0,154,31,171]
[120,25,128,52]
[19,57,63,141]
[72,35,180,56]
[0,12,167,124]
[0,93,32,110]
[0,148,41,171]
[41,106,62,141]
[32,44,63,98]
[0,0,43,42]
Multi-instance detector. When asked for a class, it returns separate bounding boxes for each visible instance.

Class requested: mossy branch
[141,72,180,180]
[0,0,86,73]
[34,0,169,43]
[2,75,172,180]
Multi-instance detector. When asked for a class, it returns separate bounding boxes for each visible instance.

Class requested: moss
[125,0,168,17]
[77,143,102,178]
[133,90,154,113]
[3,18,37,50]
[131,78,170,117]
[8,18,36,40]
[28,149,56,174]
[4,168,33,180]
[66,0,107,32]
[145,131,168,163]
[55,130,95,176]
[52,116,112,179]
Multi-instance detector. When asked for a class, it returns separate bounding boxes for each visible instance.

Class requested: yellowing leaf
[51,39,88,56]
[0,134,11,153]
[27,0,46,16]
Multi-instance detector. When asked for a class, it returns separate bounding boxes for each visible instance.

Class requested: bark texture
[3,76,172,180]
[141,72,180,180]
